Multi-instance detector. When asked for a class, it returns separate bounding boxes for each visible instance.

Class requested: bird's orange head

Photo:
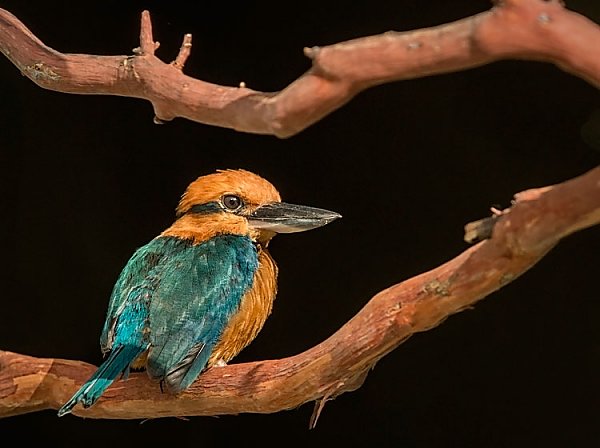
[163,169,340,245]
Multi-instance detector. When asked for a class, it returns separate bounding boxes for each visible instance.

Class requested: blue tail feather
[57,344,146,417]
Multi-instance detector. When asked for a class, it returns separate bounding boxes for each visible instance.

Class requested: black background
[1,1,599,447]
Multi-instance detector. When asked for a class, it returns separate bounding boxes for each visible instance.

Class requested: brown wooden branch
[1,0,599,423]
[2,165,599,421]
[0,0,599,138]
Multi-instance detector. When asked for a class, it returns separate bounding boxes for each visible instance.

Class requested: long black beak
[248,202,341,233]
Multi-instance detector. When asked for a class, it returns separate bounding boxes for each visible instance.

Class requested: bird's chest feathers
[209,248,278,365]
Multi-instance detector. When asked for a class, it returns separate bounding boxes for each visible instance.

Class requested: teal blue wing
[58,237,176,416]
[145,234,258,392]
[100,237,173,352]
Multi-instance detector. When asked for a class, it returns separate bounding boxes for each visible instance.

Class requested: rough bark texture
[0,0,599,421]
[0,1,599,138]
[1,165,599,420]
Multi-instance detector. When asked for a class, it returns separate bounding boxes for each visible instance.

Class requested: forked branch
[0,0,599,137]
[0,0,599,422]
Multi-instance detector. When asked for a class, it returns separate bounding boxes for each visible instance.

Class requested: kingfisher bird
[58,169,340,416]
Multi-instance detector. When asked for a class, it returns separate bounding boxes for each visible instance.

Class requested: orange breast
[208,246,278,365]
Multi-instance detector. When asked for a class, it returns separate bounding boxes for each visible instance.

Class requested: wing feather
[146,234,258,392]
[99,238,171,352]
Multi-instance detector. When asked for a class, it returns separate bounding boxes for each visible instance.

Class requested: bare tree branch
[2,165,599,420]
[0,0,598,423]
[0,0,598,138]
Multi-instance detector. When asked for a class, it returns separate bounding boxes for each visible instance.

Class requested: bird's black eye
[221,194,243,211]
